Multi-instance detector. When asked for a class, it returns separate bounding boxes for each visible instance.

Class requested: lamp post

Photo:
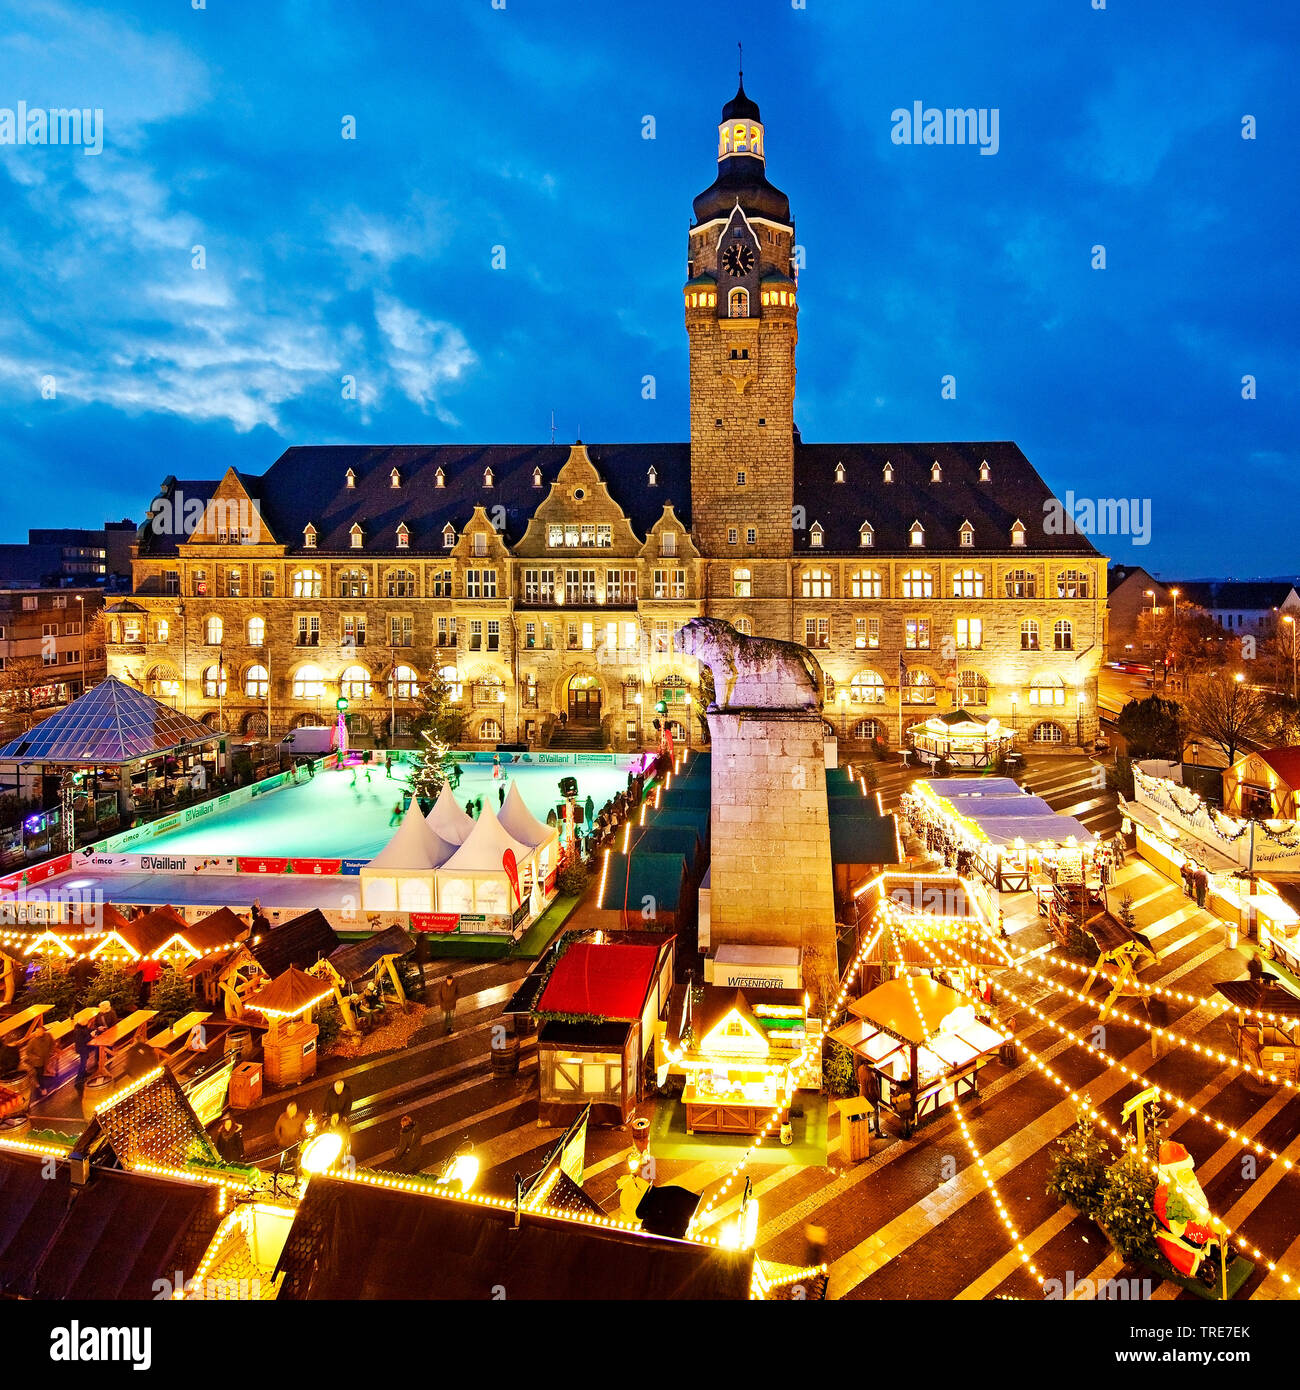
[389,641,396,747]
[1283,614,1297,705]
[1169,588,1180,674]
[1075,691,1085,747]
[839,689,848,740]
[176,603,187,714]
[1009,690,1018,732]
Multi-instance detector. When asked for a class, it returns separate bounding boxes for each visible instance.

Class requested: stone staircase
[547,725,606,751]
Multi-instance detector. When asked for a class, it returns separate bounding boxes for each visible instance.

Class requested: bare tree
[0,655,51,732]
[1181,670,1274,765]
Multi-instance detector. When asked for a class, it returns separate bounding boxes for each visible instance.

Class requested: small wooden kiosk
[245,967,331,1087]
[1213,978,1300,1085]
[828,978,1003,1138]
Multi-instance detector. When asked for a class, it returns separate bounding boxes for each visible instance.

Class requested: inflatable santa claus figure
[1153,1140,1220,1281]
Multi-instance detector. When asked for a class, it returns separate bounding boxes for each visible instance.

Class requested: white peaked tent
[497,781,560,902]
[360,801,457,913]
[435,804,536,918]
[427,782,475,846]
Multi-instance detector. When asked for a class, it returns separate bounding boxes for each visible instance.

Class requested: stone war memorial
[675,617,839,1012]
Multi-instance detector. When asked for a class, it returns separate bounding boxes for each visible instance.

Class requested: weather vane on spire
[738,41,743,83]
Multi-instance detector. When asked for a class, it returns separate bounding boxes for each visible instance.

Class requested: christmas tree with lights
[405,672,463,804]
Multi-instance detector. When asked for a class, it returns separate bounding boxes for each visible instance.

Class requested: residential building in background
[0,520,136,590]
[108,85,1106,752]
[0,587,106,736]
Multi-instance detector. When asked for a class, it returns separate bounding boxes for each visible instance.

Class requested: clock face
[722,242,756,277]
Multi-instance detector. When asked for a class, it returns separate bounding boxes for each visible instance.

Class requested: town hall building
[108,83,1106,753]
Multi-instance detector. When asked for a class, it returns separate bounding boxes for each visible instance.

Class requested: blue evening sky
[0,0,1294,577]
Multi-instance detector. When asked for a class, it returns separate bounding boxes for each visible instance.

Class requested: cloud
[374,293,477,424]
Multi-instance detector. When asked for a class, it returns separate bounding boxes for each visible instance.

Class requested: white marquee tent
[497,782,560,905]
[435,805,536,917]
[360,801,457,913]
[427,782,474,846]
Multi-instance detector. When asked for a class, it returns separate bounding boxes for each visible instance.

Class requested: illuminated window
[905,619,931,650]
[302,526,316,550]
[801,568,832,599]
[396,525,410,549]
[1057,568,1091,599]
[728,287,749,318]
[979,459,991,481]
[1032,721,1064,743]
[245,664,269,698]
[291,569,322,599]
[340,665,372,699]
[292,664,326,700]
[850,671,886,704]
[1029,675,1066,706]
[959,522,974,547]
[345,468,356,489]
[733,568,752,598]
[204,616,223,645]
[859,522,874,548]
[910,521,925,547]
[533,467,543,488]
[931,461,942,482]
[804,616,829,649]
[202,665,227,697]
[882,462,893,483]
[952,569,985,598]
[956,670,989,705]
[1054,619,1074,652]
[247,617,264,646]
[442,525,455,550]
[851,570,883,599]
[956,618,983,651]
[1011,519,1027,547]
[855,617,879,649]
[434,468,445,488]
[901,569,932,599]
[810,523,824,548]
[902,670,937,705]
[392,664,424,700]
[1021,619,1040,651]
[835,462,846,483]
[854,719,880,740]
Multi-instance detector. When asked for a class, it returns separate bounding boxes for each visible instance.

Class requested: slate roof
[1169,580,1299,612]
[137,441,1098,560]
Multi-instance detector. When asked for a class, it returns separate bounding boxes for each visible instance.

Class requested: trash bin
[229,1062,263,1109]
[835,1097,874,1161]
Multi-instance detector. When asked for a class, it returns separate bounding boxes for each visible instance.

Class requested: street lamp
[75,594,85,697]
[1075,691,1085,746]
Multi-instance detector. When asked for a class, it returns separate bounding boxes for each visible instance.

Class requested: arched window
[245,665,269,698]
[951,568,985,598]
[434,665,459,701]
[732,568,752,598]
[338,569,370,598]
[147,667,179,700]
[850,670,886,704]
[1054,619,1074,652]
[901,569,932,599]
[1057,568,1091,599]
[910,522,925,548]
[728,287,749,318]
[801,568,832,599]
[202,664,227,698]
[1020,619,1039,651]
[349,524,364,549]
[204,616,223,645]
[810,523,824,549]
[478,717,502,742]
[850,570,883,599]
[292,665,326,700]
[902,670,937,705]
[387,664,421,701]
[1029,675,1066,706]
[386,569,417,598]
[340,665,372,699]
[1031,721,1064,744]
[247,616,264,647]
[956,671,989,706]
[1004,568,1037,599]
[734,617,752,635]
[859,522,874,548]
[959,522,974,548]
[853,718,880,741]
[291,569,322,598]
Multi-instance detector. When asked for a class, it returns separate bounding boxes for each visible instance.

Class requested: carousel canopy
[440,805,530,873]
[371,801,456,870]
[427,782,474,846]
[497,781,554,849]
[246,965,329,1018]
[0,676,219,767]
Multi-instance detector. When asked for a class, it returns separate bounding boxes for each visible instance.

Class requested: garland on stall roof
[1134,768,1250,844]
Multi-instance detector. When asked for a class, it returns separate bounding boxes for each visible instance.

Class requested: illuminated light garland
[994,956,1300,1096]
[931,945,1296,1174]
[0,1133,76,1157]
[903,922,1294,1289]
[887,919,1044,1293]
[93,1064,167,1113]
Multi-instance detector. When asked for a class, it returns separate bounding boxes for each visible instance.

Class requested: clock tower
[687,81,799,637]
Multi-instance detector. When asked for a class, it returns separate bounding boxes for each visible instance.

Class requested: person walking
[438,974,458,1034]
[856,1060,883,1136]
[273,1100,308,1173]
[384,753,393,779]
[393,1113,421,1173]
[584,794,595,829]
[498,785,506,808]
[213,1112,244,1163]
[390,801,403,827]
[323,1077,354,1126]
[474,794,483,819]
[20,1022,54,1103]
[465,798,476,820]
[72,1016,93,1095]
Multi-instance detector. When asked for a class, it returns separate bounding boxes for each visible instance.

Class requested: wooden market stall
[828,978,1004,1137]
[663,985,817,1136]
[1213,978,1300,1084]
[906,709,1015,771]
[245,966,333,1087]
[309,925,417,1034]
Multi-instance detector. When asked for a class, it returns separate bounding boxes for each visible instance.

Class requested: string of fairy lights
[910,924,1295,1289]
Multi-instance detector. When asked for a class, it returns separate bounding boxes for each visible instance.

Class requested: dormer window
[1011,519,1027,548]
[661,530,677,557]
[434,468,445,489]
[532,467,543,488]
[442,524,456,550]
[810,522,824,549]
[859,522,874,548]
[647,466,658,486]
[345,468,356,489]
[931,461,942,483]
[834,462,845,483]
[396,524,410,550]
[979,459,991,482]
[389,468,401,490]
[959,521,975,548]
[349,523,364,550]
[303,524,317,550]
[909,521,925,548]
[882,462,893,483]
[483,467,494,488]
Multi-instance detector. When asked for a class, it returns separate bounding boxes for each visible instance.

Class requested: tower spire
[738,40,743,84]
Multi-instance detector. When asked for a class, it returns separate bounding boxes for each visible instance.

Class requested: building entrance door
[567,676,601,725]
